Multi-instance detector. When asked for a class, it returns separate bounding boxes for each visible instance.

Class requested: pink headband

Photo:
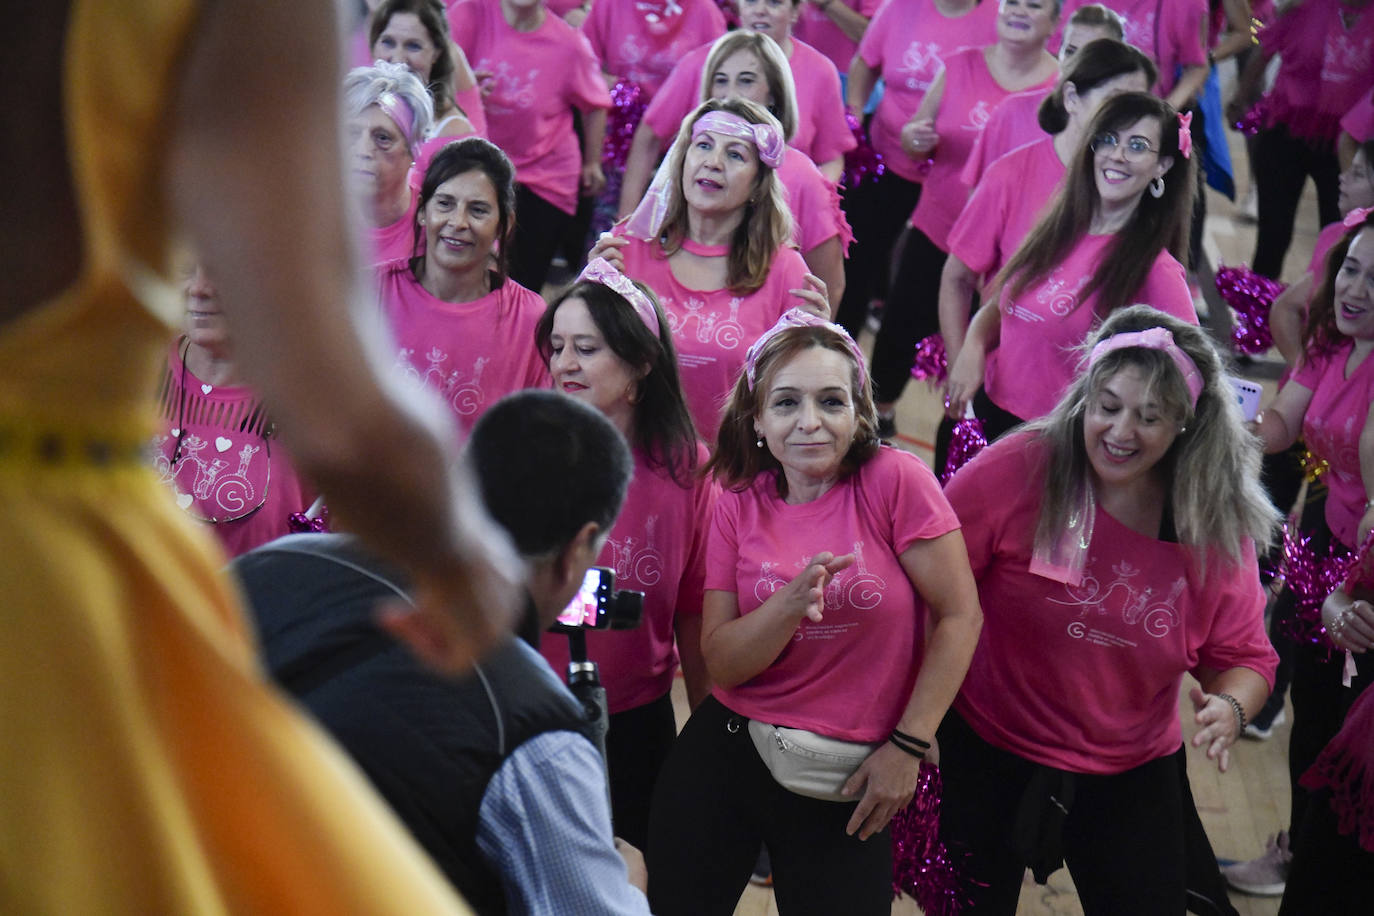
[1345,206,1373,229]
[1177,111,1192,160]
[744,308,866,391]
[577,258,661,338]
[691,111,786,169]
[376,91,419,155]
[1088,327,1204,407]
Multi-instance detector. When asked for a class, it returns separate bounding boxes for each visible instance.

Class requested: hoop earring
[1148,176,1165,199]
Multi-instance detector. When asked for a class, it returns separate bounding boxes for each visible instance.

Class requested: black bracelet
[1216,692,1248,733]
[888,735,925,760]
[890,728,931,750]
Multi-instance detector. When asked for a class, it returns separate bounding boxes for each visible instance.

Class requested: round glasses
[1089,131,1159,163]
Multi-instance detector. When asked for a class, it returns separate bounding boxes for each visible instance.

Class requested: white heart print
[170,428,181,437]
[201,384,213,395]
[215,437,232,452]
[176,492,193,510]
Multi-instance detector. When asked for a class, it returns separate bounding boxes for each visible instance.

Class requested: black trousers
[646,696,893,916]
[509,183,573,294]
[1251,125,1341,280]
[937,710,1188,915]
[834,169,922,336]
[1279,787,1374,915]
[605,691,676,852]
[871,225,946,403]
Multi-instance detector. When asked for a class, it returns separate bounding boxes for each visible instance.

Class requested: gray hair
[1027,305,1278,568]
[343,60,435,152]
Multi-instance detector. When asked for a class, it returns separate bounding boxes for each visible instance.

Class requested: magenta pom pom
[1277,524,1358,652]
[910,333,948,384]
[942,417,988,484]
[842,111,885,188]
[1215,264,1286,355]
[602,80,647,173]
[1234,97,1269,136]
[287,507,329,534]
[890,764,974,915]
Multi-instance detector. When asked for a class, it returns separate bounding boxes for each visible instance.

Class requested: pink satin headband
[745,308,866,391]
[1345,206,1373,229]
[577,258,661,338]
[1088,327,1204,407]
[376,91,419,154]
[691,111,785,169]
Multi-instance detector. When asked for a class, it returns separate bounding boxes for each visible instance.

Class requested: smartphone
[1228,376,1263,422]
[554,566,613,630]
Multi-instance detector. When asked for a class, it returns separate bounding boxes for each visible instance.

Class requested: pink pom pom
[1215,264,1286,355]
[910,333,948,384]
[287,507,330,534]
[842,111,885,188]
[942,416,988,484]
[601,81,647,172]
[1234,97,1269,136]
[890,764,976,915]
[1277,523,1358,653]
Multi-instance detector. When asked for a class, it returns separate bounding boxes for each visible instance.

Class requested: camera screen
[556,567,606,628]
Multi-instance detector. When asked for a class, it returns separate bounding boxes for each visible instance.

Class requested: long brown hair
[993,92,1195,319]
[656,98,793,296]
[1301,211,1374,364]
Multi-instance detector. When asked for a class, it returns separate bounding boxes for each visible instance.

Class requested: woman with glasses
[945,91,1197,441]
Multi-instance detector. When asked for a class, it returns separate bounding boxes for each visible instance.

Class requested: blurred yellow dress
[0,3,473,912]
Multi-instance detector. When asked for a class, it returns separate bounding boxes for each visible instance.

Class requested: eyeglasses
[1089,131,1159,162]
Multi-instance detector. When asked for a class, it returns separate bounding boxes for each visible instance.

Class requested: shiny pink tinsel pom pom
[941,417,988,484]
[910,333,948,384]
[287,507,329,534]
[890,764,974,916]
[843,111,885,188]
[1215,264,1285,355]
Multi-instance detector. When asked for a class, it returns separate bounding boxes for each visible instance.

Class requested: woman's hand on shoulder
[842,741,925,840]
[789,273,831,320]
[587,231,629,271]
[778,551,855,623]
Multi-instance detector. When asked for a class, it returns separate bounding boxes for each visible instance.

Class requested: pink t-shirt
[367,196,421,266]
[911,48,1057,252]
[794,0,884,74]
[985,235,1195,421]
[541,444,719,713]
[377,260,550,430]
[949,136,1064,280]
[706,447,961,743]
[858,0,999,182]
[151,343,316,558]
[1310,220,1350,279]
[1260,0,1374,143]
[777,145,855,255]
[960,88,1048,190]
[1291,342,1374,547]
[581,0,726,100]
[945,432,1276,774]
[448,0,611,214]
[1058,0,1207,99]
[644,38,855,166]
[1343,90,1374,143]
[617,234,810,440]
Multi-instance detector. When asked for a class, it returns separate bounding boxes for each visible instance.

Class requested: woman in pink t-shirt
[695,31,855,309]
[1254,214,1374,868]
[1059,0,1211,109]
[582,0,727,102]
[370,0,483,139]
[589,98,828,441]
[152,264,319,559]
[869,0,1060,437]
[947,92,1197,440]
[940,306,1279,914]
[378,138,549,431]
[834,0,1000,336]
[646,311,981,915]
[617,0,855,211]
[535,259,718,851]
[344,62,436,266]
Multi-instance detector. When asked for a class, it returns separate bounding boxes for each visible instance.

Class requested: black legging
[1251,125,1342,280]
[605,691,676,853]
[870,224,946,404]
[646,696,893,916]
[509,183,573,294]
[833,168,922,336]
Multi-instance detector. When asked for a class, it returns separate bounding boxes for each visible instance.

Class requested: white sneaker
[1242,707,1286,741]
[1221,831,1291,896]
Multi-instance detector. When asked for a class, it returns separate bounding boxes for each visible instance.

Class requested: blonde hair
[657,98,794,296]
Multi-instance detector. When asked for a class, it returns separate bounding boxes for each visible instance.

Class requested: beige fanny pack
[747,720,877,803]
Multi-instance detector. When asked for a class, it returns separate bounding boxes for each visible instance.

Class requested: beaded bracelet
[1215,692,1248,734]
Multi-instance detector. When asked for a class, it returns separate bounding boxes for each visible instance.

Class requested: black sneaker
[877,415,897,441]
